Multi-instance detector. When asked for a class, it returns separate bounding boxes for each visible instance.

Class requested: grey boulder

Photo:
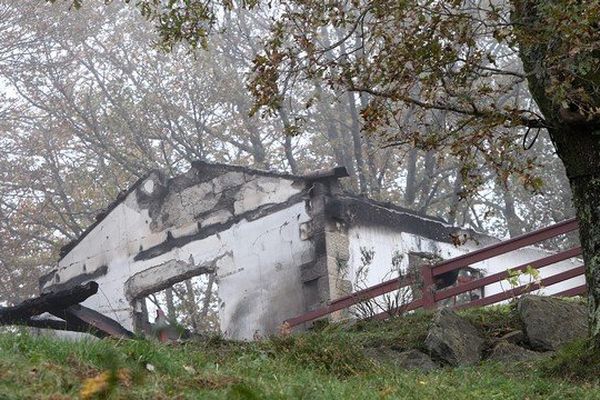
[517,296,587,351]
[364,348,438,372]
[425,308,484,366]
[487,341,551,362]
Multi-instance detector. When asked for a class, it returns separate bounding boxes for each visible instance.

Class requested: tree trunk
[513,0,600,345]
[569,172,600,342]
[502,187,524,238]
[278,107,299,174]
[359,92,382,196]
[283,135,298,175]
[184,280,200,332]
[200,273,216,319]
[346,91,368,194]
[404,149,418,206]
[417,150,435,212]
[521,82,600,345]
[165,288,176,319]
[544,126,600,345]
[552,127,600,344]
[447,167,464,226]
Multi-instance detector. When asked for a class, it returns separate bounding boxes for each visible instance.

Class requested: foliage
[79,368,131,399]
[505,265,543,294]
[59,0,598,194]
[460,304,523,341]
[351,247,413,319]
[345,310,434,350]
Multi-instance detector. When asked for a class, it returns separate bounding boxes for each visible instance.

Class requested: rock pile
[364,295,587,371]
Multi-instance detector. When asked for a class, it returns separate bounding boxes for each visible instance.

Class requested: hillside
[0,304,598,400]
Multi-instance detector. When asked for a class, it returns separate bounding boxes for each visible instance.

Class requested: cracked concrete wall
[41,163,315,339]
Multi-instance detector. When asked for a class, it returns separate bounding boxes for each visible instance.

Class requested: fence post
[420,264,436,310]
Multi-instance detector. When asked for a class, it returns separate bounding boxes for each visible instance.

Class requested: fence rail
[285,217,585,328]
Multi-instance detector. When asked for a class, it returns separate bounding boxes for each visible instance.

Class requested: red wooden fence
[285,218,586,328]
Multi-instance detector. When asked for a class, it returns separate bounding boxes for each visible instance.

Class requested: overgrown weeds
[541,339,600,383]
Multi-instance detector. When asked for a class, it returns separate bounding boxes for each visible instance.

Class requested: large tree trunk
[513,0,600,345]
[551,127,600,344]
[569,172,600,341]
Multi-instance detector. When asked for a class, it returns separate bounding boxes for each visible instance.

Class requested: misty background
[0,1,574,312]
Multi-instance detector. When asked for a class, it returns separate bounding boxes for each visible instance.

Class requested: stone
[363,348,438,372]
[425,308,484,366]
[158,182,219,229]
[517,296,587,351]
[212,171,245,193]
[395,349,439,372]
[497,330,526,345]
[487,341,551,363]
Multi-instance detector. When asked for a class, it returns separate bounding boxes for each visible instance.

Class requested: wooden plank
[553,284,587,297]
[19,317,99,334]
[453,265,585,310]
[285,275,416,327]
[433,246,582,302]
[0,282,98,325]
[420,264,436,309]
[371,298,424,321]
[432,218,578,277]
[51,304,134,339]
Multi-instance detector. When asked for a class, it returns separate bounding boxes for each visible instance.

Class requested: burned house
[39,161,584,340]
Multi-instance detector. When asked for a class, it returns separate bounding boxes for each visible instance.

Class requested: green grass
[0,306,598,399]
[541,338,600,382]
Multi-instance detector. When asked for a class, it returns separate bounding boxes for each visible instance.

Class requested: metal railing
[285,218,585,328]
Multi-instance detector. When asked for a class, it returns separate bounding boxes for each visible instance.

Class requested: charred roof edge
[58,162,348,261]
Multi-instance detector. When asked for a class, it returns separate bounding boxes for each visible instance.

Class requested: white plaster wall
[52,194,165,328]
[347,225,584,305]
[346,225,478,289]
[48,173,314,340]
[214,202,314,339]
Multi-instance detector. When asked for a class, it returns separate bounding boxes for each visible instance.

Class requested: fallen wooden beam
[51,304,134,339]
[0,282,98,325]
[0,281,134,339]
[18,317,99,334]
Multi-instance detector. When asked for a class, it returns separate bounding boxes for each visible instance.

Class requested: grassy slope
[0,305,598,400]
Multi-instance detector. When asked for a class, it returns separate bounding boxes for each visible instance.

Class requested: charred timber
[50,304,134,339]
[0,282,98,325]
